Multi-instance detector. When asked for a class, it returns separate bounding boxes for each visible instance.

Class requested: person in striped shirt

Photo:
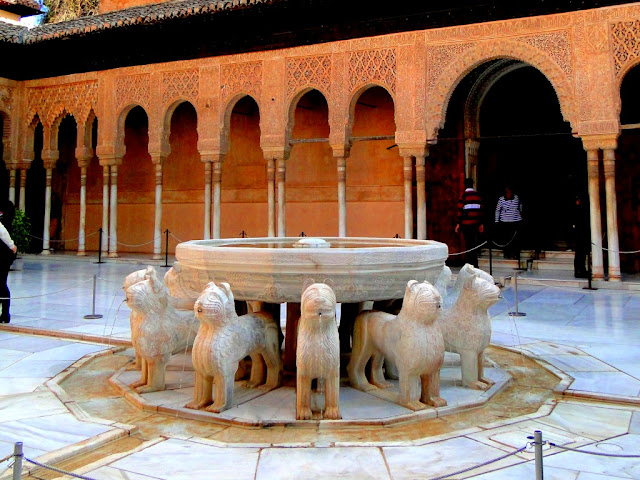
[455,178,484,267]
[494,185,523,260]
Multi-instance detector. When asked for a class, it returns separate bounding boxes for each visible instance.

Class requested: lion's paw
[297,407,313,420]
[323,406,341,420]
[427,396,447,408]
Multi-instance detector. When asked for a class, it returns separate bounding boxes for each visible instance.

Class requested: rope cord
[591,242,640,255]
[23,456,98,480]
[169,232,184,243]
[28,229,100,243]
[101,233,162,248]
[0,278,94,300]
[490,230,519,249]
[448,240,488,256]
[548,442,640,458]
[428,445,528,480]
[0,452,13,464]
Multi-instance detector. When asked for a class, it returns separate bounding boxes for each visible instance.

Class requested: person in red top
[455,178,484,267]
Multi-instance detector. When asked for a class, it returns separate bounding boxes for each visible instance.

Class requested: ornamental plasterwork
[220,61,262,101]
[161,69,200,105]
[0,86,13,113]
[115,74,151,110]
[27,81,98,127]
[427,43,473,90]
[348,48,397,94]
[612,20,640,77]
[520,31,573,77]
[286,55,332,96]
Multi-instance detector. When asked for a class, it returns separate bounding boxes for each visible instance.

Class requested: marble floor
[0,256,638,479]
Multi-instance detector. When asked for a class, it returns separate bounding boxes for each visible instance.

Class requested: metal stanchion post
[84,275,103,319]
[163,229,170,268]
[95,228,104,264]
[583,251,598,291]
[534,430,544,480]
[508,270,526,317]
[12,442,23,480]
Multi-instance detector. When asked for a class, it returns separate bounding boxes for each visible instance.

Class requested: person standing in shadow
[494,185,523,260]
[0,200,17,323]
[571,194,591,278]
[455,178,484,268]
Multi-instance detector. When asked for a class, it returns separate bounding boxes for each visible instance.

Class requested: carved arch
[286,87,331,144]
[344,83,397,144]
[116,104,149,160]
[615,59,640,119]
[161,99,198,156]
[47,109,76,152]
[427,40,578,140]
[219,93,260,154]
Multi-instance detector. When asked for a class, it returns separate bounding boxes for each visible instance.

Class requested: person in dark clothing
[455,178,484,268]
[0,201,17,323]
[571,194,591,278]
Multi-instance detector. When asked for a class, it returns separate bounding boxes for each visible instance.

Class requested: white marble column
[153,163,163,259]
[267,158,276,237]
[336,155,347,237]
[603,148,621,281]
[101,165,109,254]
[203,162,212,240]
[212,158,222,239]
[19,169,26,211]
[77,166,87,256]
[403,156,413,239]
[415,155,427,240]
[8,169,16,204]
[42,168,52,254]
[587,150,604,280]
[108,165,118,258]
[276,157,286,237]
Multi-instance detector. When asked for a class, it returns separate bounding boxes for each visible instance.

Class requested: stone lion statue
[124,267,199,393]
[348,280,447,411]
[296,282,341,420]
[437,267,501,390]
[185,282,281,413]
[123,267,153,369]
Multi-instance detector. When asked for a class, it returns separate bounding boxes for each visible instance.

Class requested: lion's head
[194,282,236,325]
[402,280,442,324]
[301,283,337,324]
[125,268,165,313]
[462,275,501,308]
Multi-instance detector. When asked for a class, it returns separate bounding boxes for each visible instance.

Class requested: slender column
[19,169,26,211]
[77,166,87,256]
[276,157,286,237]
[42,168,52,254]
[267,158,276,237]
[152,163,163,259]
[203,162,212,239]
[603,148,621,281]
[415,155,427,240]
[212,158,222,239]
[403,156,413,239]
[8,169,16,204]
[587,150,604,280]
[101,165,109,254]
[108,165,118,257]
[336,155,347,237]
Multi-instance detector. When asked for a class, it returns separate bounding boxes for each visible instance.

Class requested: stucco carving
[115,74,151,109]
[162,69,199,105]
[124,266,199,393]
[286,55,332,96]
[296,282,341,420]
[521,31,573,77]
[612,20,640,77]
[186,282,281,413]
[0,86,12,113]
[438,265,500,390]
[348,280,447,411]
[348,48,396,94]
[27,81,98,127]
[221,61,262,100]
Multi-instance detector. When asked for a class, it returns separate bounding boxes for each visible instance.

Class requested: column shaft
[153,163,163,259]
[8,170,16,204]
[203,162,212,240]
[101,166,109,254]
[587,150,604,280]
[77,166,87,256]
[42,168,52,254]
[603,149,621,281]
[108,165,118,257]
[19,170,26,211]
[267,158,276,237]
[276,158,286,237]
[403,156,413,239]
[416,156,427,240]
[212,160,222,239]
[337,156,347,237]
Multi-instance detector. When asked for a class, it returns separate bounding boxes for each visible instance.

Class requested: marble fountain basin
[175,237,448,303]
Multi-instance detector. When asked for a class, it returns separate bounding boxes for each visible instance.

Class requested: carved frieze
[520,31,573,77]
[221,61,262,100]
[286,55,332,96]
[162,69,199,104]
[27,81,98,126]
[348,48,397,94]
[612,19,640,76]
[115,74,151,110]
[0,86,13,113]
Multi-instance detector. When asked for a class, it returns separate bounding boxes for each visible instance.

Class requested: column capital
[41,149,59,170]
[581,134,618,152]
[149,152,168,165]
[262,146,291,162]
[98,154,122,167]
[397,143,429,159]
[200,153,225,164]
[336,155,347,183]
[331,144,351,159]
[75,146,94,168]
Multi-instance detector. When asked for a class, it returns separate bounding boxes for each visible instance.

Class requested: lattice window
[115,74,150,109]
[286,55,332,95]
[162,69,200,104]
[612,20,640,76]
[221,62,262,100]
[348,48,396,94]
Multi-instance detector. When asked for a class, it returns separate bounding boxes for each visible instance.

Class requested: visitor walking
[494,185,523,260]
[455,178,484,267]
[0,201,17,323]
[570,193,590,278]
